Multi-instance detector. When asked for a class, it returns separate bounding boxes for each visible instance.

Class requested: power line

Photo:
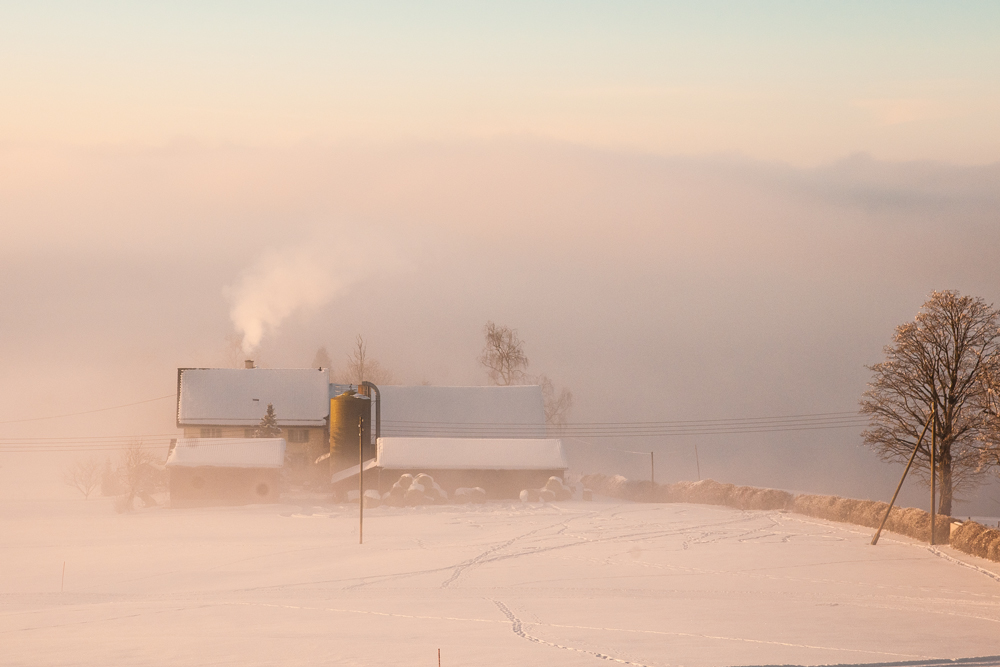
[380,412,868,438]
[384,410,861,427]
[0,409,871,453]
[0,394,176,425]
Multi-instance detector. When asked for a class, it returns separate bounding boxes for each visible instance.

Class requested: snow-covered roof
[375,437,567,471]
[165,438,286,468]
[177,368,329,427]
[378,385,546,438]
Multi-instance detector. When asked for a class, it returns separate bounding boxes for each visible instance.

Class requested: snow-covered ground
[4,492,1000,666]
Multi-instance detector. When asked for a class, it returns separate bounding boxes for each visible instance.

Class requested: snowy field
[5,492,1000,667]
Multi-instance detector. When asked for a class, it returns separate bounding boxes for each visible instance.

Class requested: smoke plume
[226,246,358,355]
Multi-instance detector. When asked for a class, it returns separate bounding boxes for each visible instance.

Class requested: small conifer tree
[254,403,282,437]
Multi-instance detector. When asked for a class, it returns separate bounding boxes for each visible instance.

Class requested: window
[287,429,310,443]
[200,428,222,438]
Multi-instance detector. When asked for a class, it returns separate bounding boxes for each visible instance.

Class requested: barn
[165,437,285,507]
[330,385,566,499]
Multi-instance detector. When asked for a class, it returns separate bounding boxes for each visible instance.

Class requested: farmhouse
[176,365,329,467]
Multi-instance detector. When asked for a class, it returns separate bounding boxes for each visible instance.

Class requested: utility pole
[871,413,932,545]
[694,445,701,481]
[930,405,937,546]
[359,415,364,545]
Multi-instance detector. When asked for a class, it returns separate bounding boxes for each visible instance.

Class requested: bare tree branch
[479,321,529,386]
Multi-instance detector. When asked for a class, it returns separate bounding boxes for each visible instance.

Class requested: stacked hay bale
[381,473,448,507]
[520,476,574,503]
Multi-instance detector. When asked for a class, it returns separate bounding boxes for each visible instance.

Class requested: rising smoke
[226,244,356,355]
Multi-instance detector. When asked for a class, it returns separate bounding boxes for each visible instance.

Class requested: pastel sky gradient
[3,1,999,164]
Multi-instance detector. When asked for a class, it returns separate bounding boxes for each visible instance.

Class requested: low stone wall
[580,475,954,552]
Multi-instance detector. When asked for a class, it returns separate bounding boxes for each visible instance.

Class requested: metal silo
[329,390,372,471]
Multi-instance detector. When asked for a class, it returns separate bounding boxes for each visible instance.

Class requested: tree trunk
[938,444,953,516]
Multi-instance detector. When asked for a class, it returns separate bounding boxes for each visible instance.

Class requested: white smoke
[226,245,358,355]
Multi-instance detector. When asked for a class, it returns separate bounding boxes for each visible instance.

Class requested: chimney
[244,359,255,369]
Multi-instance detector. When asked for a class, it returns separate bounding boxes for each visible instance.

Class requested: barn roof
[166,438,286,468]
[177,368,329,427]
[378,385,546,438]
[375,437,567,470]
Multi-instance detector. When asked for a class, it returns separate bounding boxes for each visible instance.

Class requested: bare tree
[115,441,158,513]
[538,373,574,430]
[62,458,102,499]
[341,335,394,385]
[480,321,529,386]
[860,290,1000,515]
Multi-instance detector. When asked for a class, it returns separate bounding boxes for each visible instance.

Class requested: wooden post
[438,648,441,667]
[694,445,701,481]
[930,405,937,545]
[871,414,932,545]
[359,415,364,546]
[650,451,655,485]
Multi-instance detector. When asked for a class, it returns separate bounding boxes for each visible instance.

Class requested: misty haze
[4,4,1000,667]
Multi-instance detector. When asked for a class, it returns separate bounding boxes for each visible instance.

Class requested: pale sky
[3,2,1000,508]
[2,1,999,164]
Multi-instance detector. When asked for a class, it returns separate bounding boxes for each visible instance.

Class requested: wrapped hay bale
[519,488,541,503]
[414,473,447,503]
[363,489,381,509]
[544,476,574,501]
[403,482,435,506]
[453,487,487,504]
[382,473,413,507]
